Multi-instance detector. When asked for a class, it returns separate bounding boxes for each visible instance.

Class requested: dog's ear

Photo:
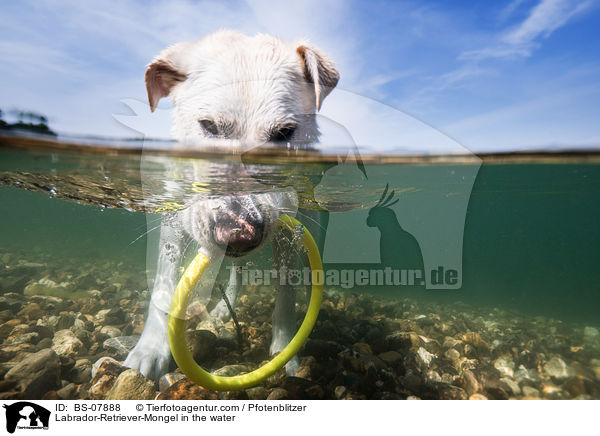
[145,46,188,112]
[296,44,340,110]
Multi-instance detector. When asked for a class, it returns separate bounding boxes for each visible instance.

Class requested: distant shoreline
[1,131,600,164]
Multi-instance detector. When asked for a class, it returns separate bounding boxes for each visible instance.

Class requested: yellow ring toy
[167,214,323,391]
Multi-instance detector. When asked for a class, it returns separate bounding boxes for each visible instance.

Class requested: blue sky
[1,0,599,152]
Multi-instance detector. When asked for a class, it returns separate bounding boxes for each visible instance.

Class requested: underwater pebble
[157,379,217,400]
[417,347,434,367]
[514,365,540,384]
[521,386,540,397]
[68,359,92,384]
[6,332,39,346]
[185,329,218,364]
[444,348,460,362]
[4,348,61,398]
[89,358,128,400]
[378,351,403,365]
[295,356,318,380]
[246,386,268,400]
[494,356,515,378]
[541,382,563,398]
[562,377,587,397]
[500,377,521,396]
[19,303,43,321]
[100,326,122,338]
[52,329,84,359]
[334,386,348,399]
[543,357,575,380]
[458,370,480,396]
[426,370,442,383]
[267,388,289,400]
[91,356,125,379]
[386,331,421,350]
[435,384,468,400]
[102,336,138,360]
[158,372,186,392]
[100,308,127,325]
[106,369,156,400]
[353,342,373,355]
[23,277,74,299]
[462,332,489,351]
[56,383,77,400]
[212,364,249,377]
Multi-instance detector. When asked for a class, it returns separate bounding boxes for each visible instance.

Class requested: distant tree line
[0,108,56,136]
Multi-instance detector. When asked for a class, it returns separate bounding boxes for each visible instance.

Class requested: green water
[462,163,600,323]
[1,154,599,324]
[2,143,600,400]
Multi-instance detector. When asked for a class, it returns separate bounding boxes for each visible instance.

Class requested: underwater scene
[1,136,599,401]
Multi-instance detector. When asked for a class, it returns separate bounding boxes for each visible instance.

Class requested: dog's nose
[212,203,266,256]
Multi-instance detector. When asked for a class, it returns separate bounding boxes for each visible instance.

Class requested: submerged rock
[543,357,575,380]
[89,357,128,399]
[246,386,268,400]
[457,369,480,396]
[103,336,138,360]
[185,329,218,364]
[95,308,127,325]
[416,347,434,367]
[4,348,61,398]
[52,329,85,358]
[521,386,540,397]
[23,277,75,298]
[212,364,248,377]
[378,351,403,365]
[494,356,515,378]
[462,332,489,351]
[158,372,186,392]
[157,379,217,400]
[106,369,156,400]
[266,388,288,400]
[68,359,92,384]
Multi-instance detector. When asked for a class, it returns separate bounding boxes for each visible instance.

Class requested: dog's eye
[199,119,219,136]
[269,125,296,142]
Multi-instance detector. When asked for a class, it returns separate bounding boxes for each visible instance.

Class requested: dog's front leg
[270,227,300,376]
[210,260,241,321]
[124,219,186,381]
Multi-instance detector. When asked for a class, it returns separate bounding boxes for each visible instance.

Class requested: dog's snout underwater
[211,200,267,256]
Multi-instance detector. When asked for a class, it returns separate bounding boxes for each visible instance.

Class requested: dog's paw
[270,328,300,376]
[210,300,232,322]
[285,355,300,376]
[124,339,172,381]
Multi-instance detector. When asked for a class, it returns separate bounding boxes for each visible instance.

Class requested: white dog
[124,30,339,381]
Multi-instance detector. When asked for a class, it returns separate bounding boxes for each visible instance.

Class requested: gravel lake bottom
[1,248,599,401]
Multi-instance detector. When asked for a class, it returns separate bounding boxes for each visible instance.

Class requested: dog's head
[147,31,339,257]
[145,30,339,147]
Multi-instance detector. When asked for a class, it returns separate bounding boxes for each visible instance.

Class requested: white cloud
[497,0,531,22]
[462,0,595,60]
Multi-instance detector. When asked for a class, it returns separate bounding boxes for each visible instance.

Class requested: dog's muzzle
[211,200,267,257]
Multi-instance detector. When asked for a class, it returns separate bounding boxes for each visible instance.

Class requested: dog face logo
[3,402,50,433]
